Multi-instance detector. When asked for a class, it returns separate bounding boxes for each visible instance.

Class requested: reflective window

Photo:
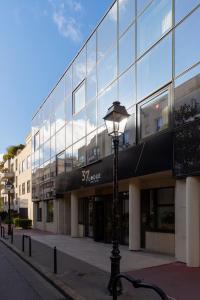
[86,100,97,134]
[137,34,172,101]
[65,67,72,97]
[39,146,43,166]
[73,82,85,114]
[56,126,65,154]
[97,2,117,60]
[34,132,40,151]
[98,47,117,93]
[73,138,86,168]
[97,126,112,158]
[66,121,72,148]
[121,107,136,148]
[140,90,169,139]
[66,95,72,122]
[174,64,200,126]
[119,0,135,36]
[43,140,51,163]
[56,151,65,175]
[137,0,172,57]
[175,8,200,76]
[119,66,136,109]
[86,70,97,103]
[175,0,200,24]
[55,101,65,132]
[73,47,86,88]
[50,135,56,158]
[119,25,135,74]
[87,33,96,75]
[86,131,98,164]
[43,101,51,143]
[73,110,86,143]
[98,81,117,127]
[34,150,40,168]
[66,147,73,172]
[137,0,152,15]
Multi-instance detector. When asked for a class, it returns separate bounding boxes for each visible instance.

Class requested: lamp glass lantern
[103,101,130,137]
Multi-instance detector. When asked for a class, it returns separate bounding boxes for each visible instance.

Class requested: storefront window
[36,202,42,222]
[137,0,172,57]
[46,200,54,223]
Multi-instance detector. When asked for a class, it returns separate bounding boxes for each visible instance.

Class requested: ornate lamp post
[103,101,129,295]
[5,179,13,235]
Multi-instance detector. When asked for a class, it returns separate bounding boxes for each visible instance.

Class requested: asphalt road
[0,241,68,300]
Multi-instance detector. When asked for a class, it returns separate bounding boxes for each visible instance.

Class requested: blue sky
[0,0,112,157]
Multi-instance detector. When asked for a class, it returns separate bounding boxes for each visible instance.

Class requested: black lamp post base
[107,246,123,295]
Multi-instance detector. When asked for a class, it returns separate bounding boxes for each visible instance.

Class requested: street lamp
[5,179,13,235]
[103,101,129,295]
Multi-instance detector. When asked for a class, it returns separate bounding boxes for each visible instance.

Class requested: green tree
[3,144,25,161]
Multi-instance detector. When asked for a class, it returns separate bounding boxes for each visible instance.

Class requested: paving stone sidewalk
[1,227,186,300]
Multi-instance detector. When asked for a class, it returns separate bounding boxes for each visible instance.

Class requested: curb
[0,237,86,300]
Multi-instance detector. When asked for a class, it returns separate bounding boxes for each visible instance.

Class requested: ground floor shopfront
[33,172,200,268]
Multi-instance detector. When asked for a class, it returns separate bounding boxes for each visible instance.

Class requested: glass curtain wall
[32,0,200,191]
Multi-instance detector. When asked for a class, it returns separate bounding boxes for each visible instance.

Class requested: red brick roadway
[129,262,200,300]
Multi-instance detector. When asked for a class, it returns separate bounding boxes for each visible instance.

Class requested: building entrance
[78,192,129,245]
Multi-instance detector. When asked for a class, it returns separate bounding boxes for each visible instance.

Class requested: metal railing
[112,273,169,300]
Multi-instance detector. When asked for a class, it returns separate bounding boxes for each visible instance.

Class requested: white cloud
[49,0,83,42]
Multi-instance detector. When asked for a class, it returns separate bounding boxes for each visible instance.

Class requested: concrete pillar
[129,179,140,250]
[32,202,37,229]
[186,177,200,267]
[71,192,79,237]
[175,179,186,262]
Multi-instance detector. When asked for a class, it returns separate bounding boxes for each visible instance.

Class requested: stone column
[71,192,79,237]
[129,179,140,250]
[186,177,200,267]
[175,179,186,262]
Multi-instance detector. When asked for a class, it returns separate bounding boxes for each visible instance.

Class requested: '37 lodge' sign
[82,170,101,184]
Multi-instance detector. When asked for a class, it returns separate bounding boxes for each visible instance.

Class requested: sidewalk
[1,227,197,300]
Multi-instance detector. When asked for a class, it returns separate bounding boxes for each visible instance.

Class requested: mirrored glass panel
[43,140,51,163]
[137,33,172,101]
[73,82,85,115]
[73,109,86,143]
[73,138,86,168]
[97,126,112,158]
[97,2,117,60]
[98,47,117,94]
[55,101,65,132]
[56,126,65,154]
[137,0,152,15]
[140,90,169,139]
[65,67,72,97]
[175,0,200,24]
[119,24,135,74]
[175,8,200,76]
[73,47,86,88]
[86,70,97,103]
[119,106,136,149]
[86,131,98,164]
[119,0,135,36]
[50,135,56,158]
[119,66,136,109]
[56,151,65,175]
[66,121,72,148]
[66,147,73,172]
[137,0,172,57]
[87,33,96,75]
[174,64,200,126]
[86,100,97,134]
[66,94,72,122]
[98,81,117,127]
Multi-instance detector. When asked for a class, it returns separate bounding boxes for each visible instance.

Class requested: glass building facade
[32,0,200,255]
